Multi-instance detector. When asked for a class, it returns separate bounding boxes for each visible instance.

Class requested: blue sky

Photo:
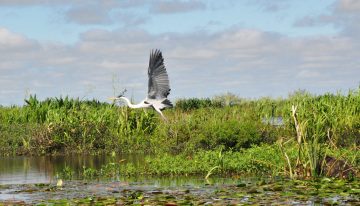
[0,0,359,105]
[0,1,336,42]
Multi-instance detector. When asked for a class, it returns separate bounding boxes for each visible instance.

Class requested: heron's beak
[108,97,119,101]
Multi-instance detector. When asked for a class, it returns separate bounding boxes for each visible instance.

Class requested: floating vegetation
[0,178,359,205]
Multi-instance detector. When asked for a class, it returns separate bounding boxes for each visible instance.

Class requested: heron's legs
[154,107,168,121]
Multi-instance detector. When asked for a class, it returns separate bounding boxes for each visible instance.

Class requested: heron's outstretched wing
[147,49,171,99]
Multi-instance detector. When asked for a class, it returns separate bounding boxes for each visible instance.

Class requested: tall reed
[0,87,359,160]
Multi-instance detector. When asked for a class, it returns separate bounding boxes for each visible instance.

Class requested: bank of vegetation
[0,88,359,178]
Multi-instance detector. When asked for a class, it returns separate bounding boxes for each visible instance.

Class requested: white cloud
[297,70,321,78]
[2,23,359,105]
[337,0,360,12]
[0,28,37,50]
[249,0,292,12]
[0,0,359,105]
[294,0,360,38]
[150,0,206,14]
[65,6,112,25]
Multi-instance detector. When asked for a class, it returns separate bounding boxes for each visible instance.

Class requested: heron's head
[118,88,127,97]
[109,88,127,101]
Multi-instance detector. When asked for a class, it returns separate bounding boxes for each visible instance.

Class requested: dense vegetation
[0,88,359,178]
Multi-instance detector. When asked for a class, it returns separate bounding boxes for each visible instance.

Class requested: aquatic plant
[2,177,359,205]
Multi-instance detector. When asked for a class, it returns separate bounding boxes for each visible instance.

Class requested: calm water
[261,116,284,126]
[0,154,235,185]
[1,155,358,205]
[0,154,147,185]
[0,155,238,203]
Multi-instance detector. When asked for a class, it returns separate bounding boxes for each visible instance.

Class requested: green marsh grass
[0,89,359,178]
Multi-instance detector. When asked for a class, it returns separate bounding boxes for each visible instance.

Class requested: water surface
[0,154,146,185]
[1,155,359,205]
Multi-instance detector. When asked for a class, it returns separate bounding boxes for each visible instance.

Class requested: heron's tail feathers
[162,99,173,108]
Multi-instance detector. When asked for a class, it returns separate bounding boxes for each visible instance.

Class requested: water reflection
[0,154,146,185]
[261,116,284,126]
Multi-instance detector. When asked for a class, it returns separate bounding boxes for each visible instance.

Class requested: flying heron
[110,49,173,119]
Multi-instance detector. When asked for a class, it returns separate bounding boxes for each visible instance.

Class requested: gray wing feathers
[148,49,171,99]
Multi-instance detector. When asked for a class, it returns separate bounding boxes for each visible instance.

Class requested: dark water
[0,155,237,185]
[0,155,139,185]
[261,116,284,126]
[1,155,359,205]
[0,155,239,204]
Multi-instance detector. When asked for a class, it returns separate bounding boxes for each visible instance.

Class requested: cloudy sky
[0,0,359,105]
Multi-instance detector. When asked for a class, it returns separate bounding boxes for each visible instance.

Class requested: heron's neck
[119,97,142,108]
